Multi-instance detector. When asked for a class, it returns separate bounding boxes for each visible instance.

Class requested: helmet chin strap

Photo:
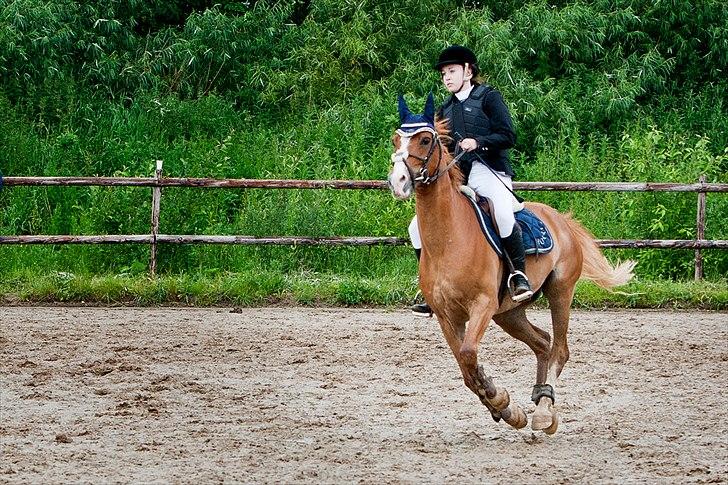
[455,63,473,93]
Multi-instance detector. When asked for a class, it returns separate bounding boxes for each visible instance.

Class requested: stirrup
[507,270,534,303]
[410,290,433,317]
[411,303,433,317]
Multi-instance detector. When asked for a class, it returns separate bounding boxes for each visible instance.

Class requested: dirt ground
[1,306,726,484]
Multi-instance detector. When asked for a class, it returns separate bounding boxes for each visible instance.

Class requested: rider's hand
[459,138,478,152]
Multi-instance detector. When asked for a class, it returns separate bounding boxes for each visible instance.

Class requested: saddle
[460,186,554,258]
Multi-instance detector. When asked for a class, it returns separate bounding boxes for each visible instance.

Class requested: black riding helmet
[434,45,479,77]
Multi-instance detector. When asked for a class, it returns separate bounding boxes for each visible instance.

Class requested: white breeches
[409,162,518,250]
[409,216,422,250]
[467,163,517,238]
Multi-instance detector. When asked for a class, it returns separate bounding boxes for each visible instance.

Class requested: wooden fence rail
[4,176,728,192]
[1,166,726,279]
[1,235,726,249]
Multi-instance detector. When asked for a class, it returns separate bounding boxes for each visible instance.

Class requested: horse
[387,93,635,433]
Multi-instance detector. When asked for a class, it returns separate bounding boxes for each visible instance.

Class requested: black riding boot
[410,248,433,317]
[501,224,534,302]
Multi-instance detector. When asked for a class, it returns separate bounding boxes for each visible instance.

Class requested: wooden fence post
[695,174,707,280]
[150,160,163,276]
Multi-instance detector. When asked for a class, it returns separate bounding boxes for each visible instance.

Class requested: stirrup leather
[507,270,533,302]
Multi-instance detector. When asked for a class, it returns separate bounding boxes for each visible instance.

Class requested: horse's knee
[458,344,478,368]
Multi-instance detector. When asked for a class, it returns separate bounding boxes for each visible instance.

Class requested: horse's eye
[420,136,431,146]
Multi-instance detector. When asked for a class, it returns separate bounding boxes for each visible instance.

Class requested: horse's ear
[424,91,435,125]
[398,94,411,124]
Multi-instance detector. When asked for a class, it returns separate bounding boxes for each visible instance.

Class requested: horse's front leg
[433,310,503,419]
[459,297,527,429]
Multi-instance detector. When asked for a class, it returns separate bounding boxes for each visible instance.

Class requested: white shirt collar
[455,84,473,101]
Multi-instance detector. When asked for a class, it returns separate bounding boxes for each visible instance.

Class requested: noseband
[407,131,443,185]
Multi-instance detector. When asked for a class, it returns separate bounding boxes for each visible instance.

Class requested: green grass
[1,271,725,310]
[571,279,728,310]
[2,95,726,281]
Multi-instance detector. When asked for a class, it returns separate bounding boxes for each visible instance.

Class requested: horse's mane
[435,117,465,188]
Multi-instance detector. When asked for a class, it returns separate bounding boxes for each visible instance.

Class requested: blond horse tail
[564,213,636,288]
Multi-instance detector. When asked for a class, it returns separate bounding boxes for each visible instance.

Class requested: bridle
[394,127,464,187]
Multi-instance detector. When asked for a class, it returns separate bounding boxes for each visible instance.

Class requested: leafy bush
[1,0,726,282]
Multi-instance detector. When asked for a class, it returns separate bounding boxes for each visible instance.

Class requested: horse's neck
[415,175,470,256]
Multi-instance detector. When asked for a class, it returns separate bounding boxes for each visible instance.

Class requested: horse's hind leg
[493,307,551,381]
[493,307,553,430]
[532,276,577,434]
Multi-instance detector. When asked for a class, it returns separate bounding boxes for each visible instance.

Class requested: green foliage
[1,0,727,288]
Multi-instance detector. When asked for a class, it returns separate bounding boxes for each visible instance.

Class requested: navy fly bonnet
[397,92,436,136]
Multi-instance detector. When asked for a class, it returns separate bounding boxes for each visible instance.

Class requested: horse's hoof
[542,412,559,435]
[501,402,527,429]
[489,387,510,411]
[531,408,554,431]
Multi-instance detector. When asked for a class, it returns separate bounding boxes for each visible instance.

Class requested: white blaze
[388,136,413,200]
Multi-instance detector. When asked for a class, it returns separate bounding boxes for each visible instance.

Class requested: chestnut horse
[387,95,635,433]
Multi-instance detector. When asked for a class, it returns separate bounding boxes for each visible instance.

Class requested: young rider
[410,45,533,315]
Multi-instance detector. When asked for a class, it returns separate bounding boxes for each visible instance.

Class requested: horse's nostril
[399,175,406,183]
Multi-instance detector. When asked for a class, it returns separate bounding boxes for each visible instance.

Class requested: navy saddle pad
[464,195,554,258]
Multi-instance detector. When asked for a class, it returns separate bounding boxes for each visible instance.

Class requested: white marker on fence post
[695,174,707,281]
[150,160,163,276]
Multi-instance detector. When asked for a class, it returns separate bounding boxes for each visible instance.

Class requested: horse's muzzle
[388,162,413,200]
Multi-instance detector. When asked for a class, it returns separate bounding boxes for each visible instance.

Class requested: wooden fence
[1,164,726,279]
